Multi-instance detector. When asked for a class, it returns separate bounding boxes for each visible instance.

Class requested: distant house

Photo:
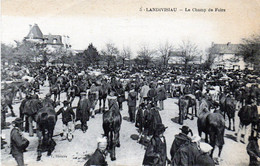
[168,51,201,65]
[210,42,246,70]
[24,24,71,49]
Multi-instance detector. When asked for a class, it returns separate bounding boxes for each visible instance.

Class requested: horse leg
[103,98,106,111]
[29,116,34,137]
[191,106,194,120]
[110,131,116,161]
[232,117,235,131]
[228,116,231,130]
[8,104,16,117]
[218,145,223,158]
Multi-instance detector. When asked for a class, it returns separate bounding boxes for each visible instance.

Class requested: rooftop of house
[25,24,43,39]
[211,43,240,54]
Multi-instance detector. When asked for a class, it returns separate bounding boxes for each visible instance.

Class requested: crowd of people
[1,63,260,166]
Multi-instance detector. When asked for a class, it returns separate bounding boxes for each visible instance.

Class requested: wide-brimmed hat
[12,118,24,125]
[180,126,191,135]
[155,123,167,134]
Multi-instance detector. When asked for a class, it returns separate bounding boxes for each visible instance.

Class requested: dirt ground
[1,82,252,166]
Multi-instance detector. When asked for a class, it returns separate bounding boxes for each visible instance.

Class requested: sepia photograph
[1,0,260,166]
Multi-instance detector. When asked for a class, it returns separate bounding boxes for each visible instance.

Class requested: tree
[82,43,100,67]
[204,45,218,70]
[136,45,155,68]
[239,34,260,69]
[1,43,15,64]
[158,41,174,67]
[178,40,201,69]
[119,46,131,67]
[101,43,119,67]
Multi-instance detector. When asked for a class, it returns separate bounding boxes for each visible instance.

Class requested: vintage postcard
[1,0,260,166]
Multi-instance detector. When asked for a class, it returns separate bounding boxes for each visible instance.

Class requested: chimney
[29,24,32,30]
[227,42,231,46]
[211,42,214,47]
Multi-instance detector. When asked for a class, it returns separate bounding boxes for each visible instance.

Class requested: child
[56,100,75,141]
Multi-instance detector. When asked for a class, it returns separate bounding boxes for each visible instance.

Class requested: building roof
[25,24,43,39]
[211,43,240,54]
[168,51,184,57]
[43,35,63,45]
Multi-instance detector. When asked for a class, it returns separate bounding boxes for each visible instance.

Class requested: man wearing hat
[172,135,201,166]
[170,126,193,161]
[10,118,30,166]
[143,123,168,166]
[196,142,215,166]
[56,100,75,140]
[84,137,108,166]
[127,84,138,123]
[76,92,91,133]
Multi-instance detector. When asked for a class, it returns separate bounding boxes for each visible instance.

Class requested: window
[53,38,57,44]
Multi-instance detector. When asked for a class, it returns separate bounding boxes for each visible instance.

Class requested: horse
[184,94,197,119]
[98,80,110,112]
[50,83,61,102]
[22,98,42,136]
[224,95,237,131]
[197,107,225,159]
[35,102,57,161]
[2,85,20,117]
[102,97,122,161]
[67,84,81,106]
[178,96,189,125]
[237,104,259,142]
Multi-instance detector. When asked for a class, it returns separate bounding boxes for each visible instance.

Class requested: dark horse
[219,93,236,131]
[102,97,122,161]
[98,80,110,112]
[197,105,225,160]
[35,100,57,161]
[184,94,197,119]
[50,83,61,102]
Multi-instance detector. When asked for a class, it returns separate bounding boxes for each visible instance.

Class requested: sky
[2,0,260,57]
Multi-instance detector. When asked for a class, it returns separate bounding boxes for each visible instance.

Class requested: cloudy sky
[2,0,260,56]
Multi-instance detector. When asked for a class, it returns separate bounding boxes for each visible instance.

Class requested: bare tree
[119,46,131,67]
[158,41,174,67]
[136,45,155,68]
[101,43,119,67]
[239,34,260,69]
[178,40,201,68]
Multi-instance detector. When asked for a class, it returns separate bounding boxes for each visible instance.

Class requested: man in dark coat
[170,126,193,160]
[247,136,260,166]
[84,137,108,166]
[143,123,168,166]
[128,85,138,123]
[76,92,91,133]
[10,118,30,166]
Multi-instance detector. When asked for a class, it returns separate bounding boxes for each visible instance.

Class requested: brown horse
[35,103,57,161]
[50,83,61,102]
[197,107,225,159]
[102,97,122,161]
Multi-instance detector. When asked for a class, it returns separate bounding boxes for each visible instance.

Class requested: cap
[200,142,213,153]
